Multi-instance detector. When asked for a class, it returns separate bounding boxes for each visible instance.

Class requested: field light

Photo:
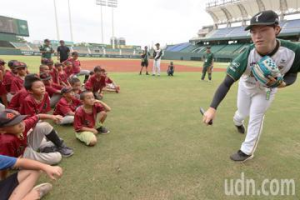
[96,0,118,48]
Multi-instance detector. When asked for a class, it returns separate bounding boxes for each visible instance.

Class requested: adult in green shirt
[39,39,54,61]
[201,46,214,81]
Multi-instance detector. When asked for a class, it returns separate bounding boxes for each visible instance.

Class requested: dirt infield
[81,59,226,72]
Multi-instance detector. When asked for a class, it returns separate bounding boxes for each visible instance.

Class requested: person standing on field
[152,43,163,76]
[201,46,214,81]
[139,46,150,75]
[39,39,54,62]
[57,40,70,63]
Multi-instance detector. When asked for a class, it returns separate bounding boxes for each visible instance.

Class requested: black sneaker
[146,72,149,75]
[97,126,110,134]
[139,72,142,75]
[235,125,245,134]
[57,144,74,157]
[230,150,254,162]
[152,74,155,76]
[40,146,57,153]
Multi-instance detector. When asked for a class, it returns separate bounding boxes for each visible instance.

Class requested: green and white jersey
[203,52,214,68]
[39,44,53,59]
[227,39,300,90]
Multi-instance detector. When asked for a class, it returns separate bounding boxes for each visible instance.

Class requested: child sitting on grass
[69,77,82,99]
[103,71,120,93]
[85,66,105,99]
[0,109,73,172]
[40,73,62,108]
[53,87,82,125]
[74,91,111,146]
[0,155,62,200]
[167,61,175,76]
[55,62,70,87]
[20,74,51,116]
[10,62,27,95]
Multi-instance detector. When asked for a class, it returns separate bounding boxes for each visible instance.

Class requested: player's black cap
[40,73,51,81]
[155,43,160,46]
[44,39,50,42]
[0,109,27,128]
[245,10,279,31]
[15,62,27,69]
[206,46,211,49]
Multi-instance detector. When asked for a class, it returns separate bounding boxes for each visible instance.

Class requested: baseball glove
[251,56,283,88]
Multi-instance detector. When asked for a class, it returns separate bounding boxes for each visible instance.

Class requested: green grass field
[1,56,300,199]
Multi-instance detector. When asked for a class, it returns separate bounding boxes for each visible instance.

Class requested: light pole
[96,0,106,44]
[107,0,118,49]
[67,0,74,42]
[53,0,60,40]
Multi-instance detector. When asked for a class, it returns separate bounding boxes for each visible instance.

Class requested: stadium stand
[163,0,300,62]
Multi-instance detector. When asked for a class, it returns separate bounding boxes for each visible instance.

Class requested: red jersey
[53,97,81,116]
[105,77,113,84]
[10,76,24,94]
[50,69,60,84]
[0,116,39,158]
[67,58,81,74]
[85,75,106,93]
[45,83,62,97]
[74,103,105,132]
[64,66,73,78]
[8,89,29,112]
[20,93,51,116]
[58,71,69,85]
[3,70,16,92]
[0,81,7,96]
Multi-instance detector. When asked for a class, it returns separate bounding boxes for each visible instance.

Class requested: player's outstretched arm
[203,75,235,125]
[13,158,63,180]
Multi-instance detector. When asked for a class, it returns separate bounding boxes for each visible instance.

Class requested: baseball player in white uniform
[203,10,300,162]
[152,43,163,76]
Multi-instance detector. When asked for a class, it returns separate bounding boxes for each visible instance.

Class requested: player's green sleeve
[226,46,252,81]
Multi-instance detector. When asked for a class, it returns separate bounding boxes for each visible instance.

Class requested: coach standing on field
[57,40,70,63]
[39,39,54,62]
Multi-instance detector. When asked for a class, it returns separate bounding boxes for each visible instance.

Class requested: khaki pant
[58,116,74,125]
[23,122,62,165]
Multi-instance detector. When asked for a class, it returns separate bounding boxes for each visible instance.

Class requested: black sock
[84,75,89,83]
[45,129,63,147]
[208,73,212,80]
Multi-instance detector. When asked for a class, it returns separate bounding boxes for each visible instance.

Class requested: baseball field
[2,55,299,199]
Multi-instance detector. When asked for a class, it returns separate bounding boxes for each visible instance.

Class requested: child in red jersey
[19,74,51,116]
[39,64,50,75]
[0,59,8,109]
[55,62,70,86]
[3,60,18,94]
[40,73,62,108]
[63,61,73,79]
[74,91,111,146]
[7,88,28,112]
[0,109,73,173]
[10,62,27,95]
[66,52,90,82]
[85,66,105,99]
[53,87,81,125]
[69,77,82,99]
